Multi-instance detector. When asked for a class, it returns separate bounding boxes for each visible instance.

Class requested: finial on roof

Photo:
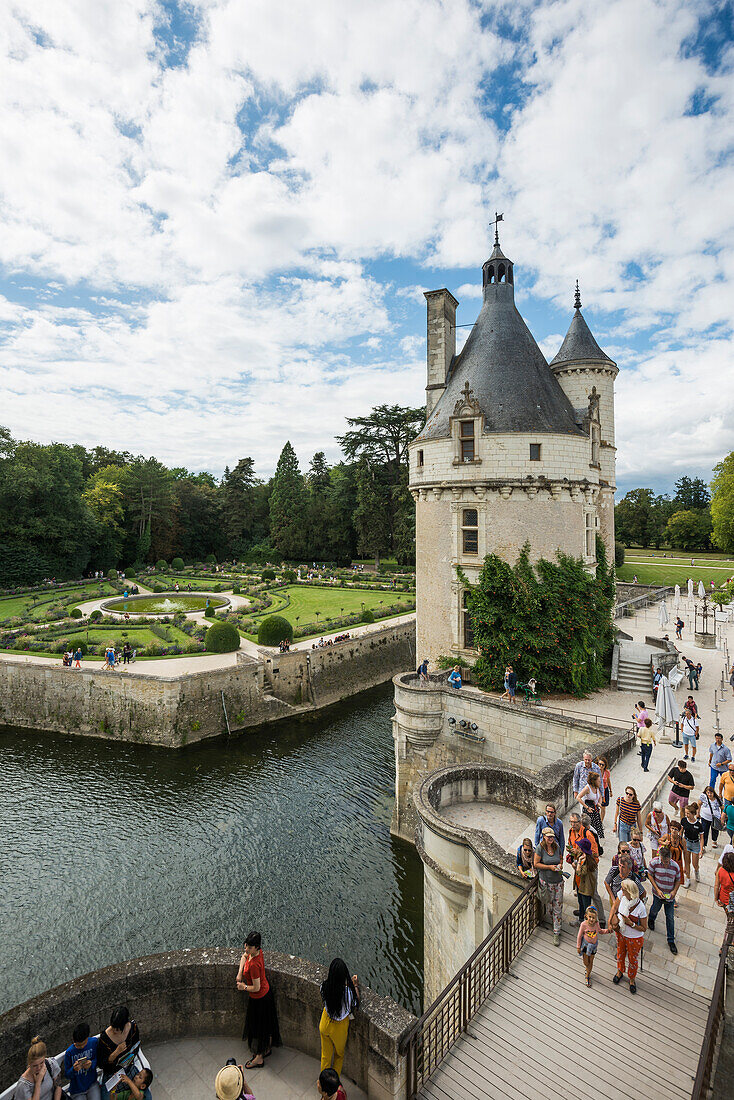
[574,280,581,310]
[492,211,504,246]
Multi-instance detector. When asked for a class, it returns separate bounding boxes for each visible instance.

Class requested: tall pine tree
[221,457,258,556]
[269,442,308,561]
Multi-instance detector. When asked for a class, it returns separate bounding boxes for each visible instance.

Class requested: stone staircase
[616,641,654,693]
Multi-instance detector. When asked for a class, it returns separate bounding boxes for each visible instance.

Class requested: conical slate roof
[421,281,583,440]
[550,308,615,367]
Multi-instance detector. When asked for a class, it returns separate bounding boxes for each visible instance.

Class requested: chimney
[424,288,458,415]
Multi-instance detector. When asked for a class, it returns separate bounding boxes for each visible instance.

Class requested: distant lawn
[623,548,734,562]
[617,563,734,586]
[0,582,116,621]
[244,583,414,639]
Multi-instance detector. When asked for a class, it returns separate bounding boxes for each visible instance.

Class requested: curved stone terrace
[0,949,414,1100]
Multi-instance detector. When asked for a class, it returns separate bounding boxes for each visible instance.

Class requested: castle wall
[0,620,415,748]
[391,672,634,844]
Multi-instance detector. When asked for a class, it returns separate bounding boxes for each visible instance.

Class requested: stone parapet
[0,949,415,1100]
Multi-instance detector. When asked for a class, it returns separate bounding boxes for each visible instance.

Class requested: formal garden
[0,560,416,661]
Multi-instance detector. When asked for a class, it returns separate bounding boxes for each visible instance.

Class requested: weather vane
[491,211,503,245]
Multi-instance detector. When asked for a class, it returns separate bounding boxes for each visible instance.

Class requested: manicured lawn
[0,583,115,621]
[256,585,409,623]
[617,563,734,586]
[623,548,734,562]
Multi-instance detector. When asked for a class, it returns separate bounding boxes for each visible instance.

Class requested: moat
[0,683,424,1015]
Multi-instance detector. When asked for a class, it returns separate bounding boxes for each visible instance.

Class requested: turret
[550,282,618,557]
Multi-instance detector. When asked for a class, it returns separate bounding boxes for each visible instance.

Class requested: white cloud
[0,0,731,487]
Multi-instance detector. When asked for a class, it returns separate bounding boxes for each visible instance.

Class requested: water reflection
[0,684,423,1014]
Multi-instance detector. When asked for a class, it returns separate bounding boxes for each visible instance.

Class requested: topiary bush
[283,569,296,583]
[257,614,293,647]
[124,568,136,579]
[107,569,118,581]
[171,557,184,571]
[89,609,103,623]
[262,568,276,581]
[232,584,241,594]
[360,608,375,623]
[74,640,89,656]
[206,554,217,564]
[71,608,83,619]
[205,620,241,653]
[155,559,168,572]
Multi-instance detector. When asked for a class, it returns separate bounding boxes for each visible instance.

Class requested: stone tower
[550,281,618,559]
[409,231,617,666]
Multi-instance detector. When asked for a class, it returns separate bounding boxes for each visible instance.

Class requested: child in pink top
[576,906,613,986]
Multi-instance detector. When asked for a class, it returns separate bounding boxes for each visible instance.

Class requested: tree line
[614,463,734,554]
[0,405,424,587]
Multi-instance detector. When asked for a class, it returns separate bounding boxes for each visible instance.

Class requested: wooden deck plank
[418,927,710,1100]
[484,975,700,1088]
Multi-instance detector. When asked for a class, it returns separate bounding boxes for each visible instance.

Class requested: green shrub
[89,610,103,623]
[257,614,293,647]
[71,608,83,619]
[155,559,168,572]
[206,554,217,564]
[232,584,241,595]
[614,542,625,568]
[107,569,118,581]
[283,569,297,582]
[124,567,136,578]
[73,640,89,656]
[205,620,241,653]
[262,568,276,581]
[204,606,215,619]
[360,608,375,623]
[171,557,184,571]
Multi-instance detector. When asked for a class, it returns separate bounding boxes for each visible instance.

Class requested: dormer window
[459,421,475,462]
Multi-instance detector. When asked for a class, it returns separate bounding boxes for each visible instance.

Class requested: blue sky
[0,0,733,497]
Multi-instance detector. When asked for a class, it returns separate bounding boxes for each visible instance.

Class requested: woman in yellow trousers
[319,958,360,1075]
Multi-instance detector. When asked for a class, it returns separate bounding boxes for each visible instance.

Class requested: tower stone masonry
[409,233,617,665]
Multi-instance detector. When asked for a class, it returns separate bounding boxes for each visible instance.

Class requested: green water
[0,684,423,1015]
[104,594,228,614]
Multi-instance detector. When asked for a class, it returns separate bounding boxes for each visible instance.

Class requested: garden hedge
[257,614,293,647]
[89,610,103,623]
[205,620,241,653]
[71,608,83,619]
[155,559,168,572]
[124,568,136,578]
[262,568,276,581]
[171,557,184,571]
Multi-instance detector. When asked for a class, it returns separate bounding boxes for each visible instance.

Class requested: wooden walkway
[419,929,710,1100]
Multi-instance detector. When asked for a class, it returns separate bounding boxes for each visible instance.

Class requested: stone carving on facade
[452,381,482,418]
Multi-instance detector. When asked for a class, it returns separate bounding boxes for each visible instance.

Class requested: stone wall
[0,950,415,1100]
[391,671,634,843]
[0,620,415,748]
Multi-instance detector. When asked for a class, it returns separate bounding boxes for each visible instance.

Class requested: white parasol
[688,578,694,599]
[658,600,669,627]
[674,583,681,609]
[698,580,706,599]
[655,674,680,731]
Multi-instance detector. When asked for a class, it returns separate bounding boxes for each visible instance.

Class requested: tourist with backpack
[13,1036,62,1100]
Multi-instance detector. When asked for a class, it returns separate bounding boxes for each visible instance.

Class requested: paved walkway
[143,1036,366,1100]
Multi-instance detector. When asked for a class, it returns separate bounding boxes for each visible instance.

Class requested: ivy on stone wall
[458,537,615,698]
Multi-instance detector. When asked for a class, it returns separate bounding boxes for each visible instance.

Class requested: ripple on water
[0,684,423,1015]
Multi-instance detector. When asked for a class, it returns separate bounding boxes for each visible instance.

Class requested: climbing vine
[458,538,615,697]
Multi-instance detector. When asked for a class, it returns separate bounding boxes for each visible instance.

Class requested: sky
[0,0,732,496]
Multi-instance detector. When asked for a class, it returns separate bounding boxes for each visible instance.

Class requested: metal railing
[690,930,732,1100]
[399,881,538,1099]
[537,703,634,731]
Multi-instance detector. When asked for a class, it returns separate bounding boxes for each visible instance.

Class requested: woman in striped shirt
[614,785,642,843]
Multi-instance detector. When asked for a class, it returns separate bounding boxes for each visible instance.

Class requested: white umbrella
[674,583,681,609]
[688,578,694,599]
[658,600,669,627]
[698,580,705,599]
[655,674,680,731]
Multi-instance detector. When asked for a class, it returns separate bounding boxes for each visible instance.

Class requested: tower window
[463,591,475,649]
[529,443,541,461]
[585,513,595,557]
[418,449,424,468]
[462,508,478,554]
[460,420,475,462]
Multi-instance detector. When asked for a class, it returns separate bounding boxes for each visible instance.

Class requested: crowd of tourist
[311,633,351,649]
[519,745,734,990]
[12,937,360,1100]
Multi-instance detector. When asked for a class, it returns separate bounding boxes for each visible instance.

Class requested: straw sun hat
[215,1064,246,1100]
